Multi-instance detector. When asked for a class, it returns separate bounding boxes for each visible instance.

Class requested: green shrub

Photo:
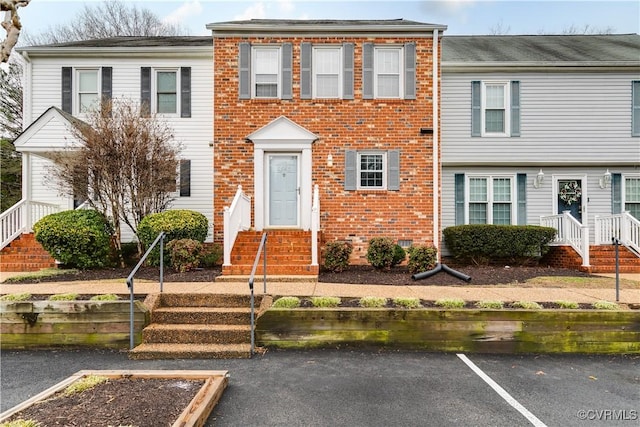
[48,293,79,301]
[359,296,387,308]
[166,239,203,273]
[323,241,353,273]
[366,237,396,270]
[137,210,208,266]
[592,300,619,310]
[200,243,223,268]
[393,297,421,309]
[392,245,406,267]
[555,300,579,309]
[443,225,556,266]
[0,293,32,301]
[90,294,120,301]
[407,245,438,274]
[310,296,341,308]
[33,210,112,269]
[435,298,465,309]
[272,296,301,308]
[511,301,542,310]
[475,300,504,309]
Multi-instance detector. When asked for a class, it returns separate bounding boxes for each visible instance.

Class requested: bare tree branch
[1,0,31,62]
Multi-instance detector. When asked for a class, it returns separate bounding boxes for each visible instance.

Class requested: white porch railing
[595,212,640,255]
[540,211,590,267]
[311,184,320,267]
[0,200,61,250]
[223,185,251,266]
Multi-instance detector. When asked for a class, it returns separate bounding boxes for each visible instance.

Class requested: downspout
[432,29,440,258]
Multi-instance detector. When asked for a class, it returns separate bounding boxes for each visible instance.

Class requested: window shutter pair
[362,42,416,100]
[61,67,112,114]
[140,67,191,117]
[454,173,527,225]
[300,42,355,100]
[344,150,400,191]
[470,81,520,136]
[239,42,293,100]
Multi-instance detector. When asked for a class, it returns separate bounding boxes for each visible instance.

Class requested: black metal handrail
[248,232,267,356]
[126,231,166,349]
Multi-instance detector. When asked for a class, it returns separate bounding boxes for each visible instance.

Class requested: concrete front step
[142,324,251,344]
[128,343,252,359]
[215,274,318,283]
[151,307,251,324]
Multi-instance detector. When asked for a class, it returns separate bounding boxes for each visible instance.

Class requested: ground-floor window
[625,177,640,219]
[468,176,513,225]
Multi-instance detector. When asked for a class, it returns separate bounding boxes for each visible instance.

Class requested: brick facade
[213,29,442,263]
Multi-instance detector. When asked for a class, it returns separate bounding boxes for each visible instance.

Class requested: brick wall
[213,35,441,263]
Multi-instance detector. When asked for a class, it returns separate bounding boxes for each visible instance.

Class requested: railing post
[223,206,231,266]
[621,211,630,246]
[160,235,164,293]
[263,234,267,294]
[129,277,134,350]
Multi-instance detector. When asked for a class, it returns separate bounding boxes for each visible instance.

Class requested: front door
[267,154,299,227]
[557,179,583,223]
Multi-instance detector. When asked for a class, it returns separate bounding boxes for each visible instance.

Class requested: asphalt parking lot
[1,349,638,426]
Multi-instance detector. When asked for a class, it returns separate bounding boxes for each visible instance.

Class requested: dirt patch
[4,377,204,427]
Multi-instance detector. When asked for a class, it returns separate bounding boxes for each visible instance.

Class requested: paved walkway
[1,271,639,304]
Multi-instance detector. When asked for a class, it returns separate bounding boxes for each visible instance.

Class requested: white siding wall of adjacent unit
[442,72,640,164]
[24,54,214,242]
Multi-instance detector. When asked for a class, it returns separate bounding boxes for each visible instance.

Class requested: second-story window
[156,70,178,114]
[363,42,415,100]
[483,83,508,134]
[313,47,341,98]
[140,67,191,118]
[77,69,99,113]
[471,80,520,137]
[375,47,402,98]
[253,47,280,98]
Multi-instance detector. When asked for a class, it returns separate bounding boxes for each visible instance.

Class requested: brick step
[0,254,57,262]
[586,265,640,273]
[231,246,312,254]
[142,324,251,344]
[214,275,318,283]
[157,293,260,308]
[222,264,319,276]
[151,307,251,324]
[231,257,311,265]
[0,262,57,272]
[128,343,251,359]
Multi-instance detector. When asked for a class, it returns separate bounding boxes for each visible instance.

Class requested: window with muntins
[359,153,385,189]
[375,47,402,98]
[467,176,514,225]
[253,47,280,98]
[313,46,341,98]
[156,71,177,114]
[77,69,99,113]
[625,176,640,219]
[471,81,520,137]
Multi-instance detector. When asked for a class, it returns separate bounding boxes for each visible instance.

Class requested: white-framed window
[76,69,99,113]
[358,152,386,190]
[155,70,178,114]
[252,46,280,98]
[625,176,640,219]
[467,175,515,225]
[313,46,342,99]
[374,46,403,99]
[482,82,510,136]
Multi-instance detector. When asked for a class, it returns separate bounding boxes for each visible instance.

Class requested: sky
[16,0,640,38]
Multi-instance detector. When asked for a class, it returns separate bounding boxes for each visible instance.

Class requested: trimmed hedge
[33,210,112,269]
[366,237,396,270]
[407,245,438,274]
[323,241,353,273]
[443,225,556,265]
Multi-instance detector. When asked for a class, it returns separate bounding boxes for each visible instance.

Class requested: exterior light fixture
[327,154,333,167]
[533,169,544,189]
[600,169,612,189]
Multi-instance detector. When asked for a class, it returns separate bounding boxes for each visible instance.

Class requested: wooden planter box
[256,308,640,354]
[0,301,150,349]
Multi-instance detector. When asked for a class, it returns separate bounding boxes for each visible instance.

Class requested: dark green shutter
[517,173,527,225]
[471,81,481,137]
[179,159,191,197]
[511,81,520,137]
[101,67,112,103]
[388,150,400,191]
[345,150,357,190]
[633,81,640,136]
[612,173,622,214]
[140,67,151,117]
[300,42,312,100]
[281,43,293,100]
[61,67,72,113]
[455,173,465,225]
[180,67,191,118]
[404,42,416,100]
[238,42,251,99]
[343,43,354,100]
[362,43,374,99]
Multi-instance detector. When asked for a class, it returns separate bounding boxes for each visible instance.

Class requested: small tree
[50,98,180,262]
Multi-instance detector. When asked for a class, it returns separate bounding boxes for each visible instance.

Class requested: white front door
[267,154,299,227]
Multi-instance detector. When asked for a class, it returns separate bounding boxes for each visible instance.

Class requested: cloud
[277,0,295,14]
[234,2,267,20]
[420,0,475,17]
[163,0,204,26]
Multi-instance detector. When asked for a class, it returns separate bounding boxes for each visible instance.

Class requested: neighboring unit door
[557,179,583,223]
[268,154,299,227]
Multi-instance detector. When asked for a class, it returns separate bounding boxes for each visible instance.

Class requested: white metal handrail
[311,184,320,267]
[0,200,60,250]
[595,212,640,255]
[540,211,590,267]
[223,185,251,266]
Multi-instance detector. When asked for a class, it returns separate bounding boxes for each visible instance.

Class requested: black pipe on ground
[411,263,472,282]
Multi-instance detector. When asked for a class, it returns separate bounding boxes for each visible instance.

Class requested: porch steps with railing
[222,230,319,276]
[0,233,56,272]
[129,293,269,359]
[545,245,640,273]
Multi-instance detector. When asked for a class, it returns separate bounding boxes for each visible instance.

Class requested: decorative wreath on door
[559,181,582,205]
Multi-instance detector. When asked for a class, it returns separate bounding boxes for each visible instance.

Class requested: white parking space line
[457,354,548,427]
